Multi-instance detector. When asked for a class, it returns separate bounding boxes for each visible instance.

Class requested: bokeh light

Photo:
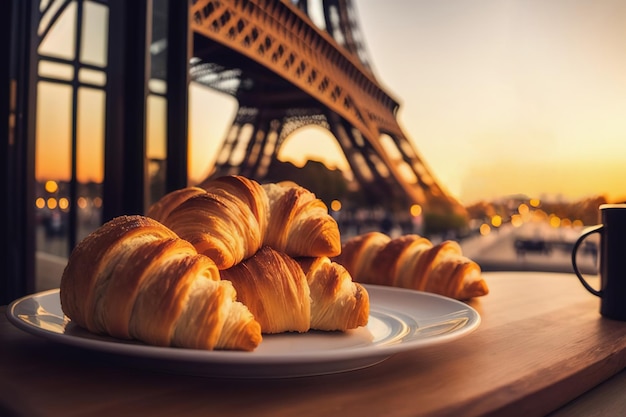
[518,203,529,215]
[511,214,523,228]
[77,197,88,209]
[549,215,561,228]
[46,198,57,210]
[44,180,58,193]
[58,197,70,210]
[491,215,502,228]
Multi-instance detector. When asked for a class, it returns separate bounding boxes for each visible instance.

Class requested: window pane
[35,81,73,258]
[77,87,105,184]
[77,87,105,240]
[38,1,76,60]
[39,61,74,80]
[36,82,72,182]
[80,1,109,67]
[147,94,167,205]
[78,68,106,86]
[147,94,167,160]
[188,83,237,184]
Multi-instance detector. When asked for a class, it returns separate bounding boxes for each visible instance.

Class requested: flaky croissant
[262,181,341,258]
[60,215,262,351]
[220,246,311,334]
[334,232,488,300]
[147,175,269,269]
[221,246,369,333]
[147,176,341,266]
[297,256,369,331]
[145,186,206,222]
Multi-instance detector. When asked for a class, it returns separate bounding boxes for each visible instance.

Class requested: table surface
[2,271,626,417]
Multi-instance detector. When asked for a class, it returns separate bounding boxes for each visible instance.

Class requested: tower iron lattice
[190,0,464,215]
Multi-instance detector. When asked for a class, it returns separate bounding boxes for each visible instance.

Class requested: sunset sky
[353,0,626,205]
[37,0,626,206]
[190,0,626,205]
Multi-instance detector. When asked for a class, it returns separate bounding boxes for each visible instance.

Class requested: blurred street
[460,222,598,275]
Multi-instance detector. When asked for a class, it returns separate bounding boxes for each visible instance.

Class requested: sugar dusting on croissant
[335,232,488,300]
[60,215,262,351]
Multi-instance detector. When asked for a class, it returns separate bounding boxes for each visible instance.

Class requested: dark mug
[572,204,626,320]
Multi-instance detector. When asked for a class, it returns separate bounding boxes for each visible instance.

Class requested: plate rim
[6,285,480,374]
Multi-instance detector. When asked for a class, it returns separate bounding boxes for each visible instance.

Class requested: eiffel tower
[190,0,464,215]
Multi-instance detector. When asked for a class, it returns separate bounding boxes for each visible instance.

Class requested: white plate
[6,285,480,378]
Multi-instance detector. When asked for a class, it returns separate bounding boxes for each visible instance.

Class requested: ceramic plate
[7,285,480,378]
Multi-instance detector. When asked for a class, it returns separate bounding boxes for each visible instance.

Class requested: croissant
[220,247,369,333]
[296,256,369,331]
[262,181,341,258]
[147,176,341,267]
[60,215,262,351]
[146,186,206,222]
[148,175,269,269]
[334,232,488,300]
[220,246,311,334]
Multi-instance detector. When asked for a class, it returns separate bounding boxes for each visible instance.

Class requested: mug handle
[571,225,602,297]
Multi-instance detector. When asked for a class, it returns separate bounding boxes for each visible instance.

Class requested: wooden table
[2,271,626,417]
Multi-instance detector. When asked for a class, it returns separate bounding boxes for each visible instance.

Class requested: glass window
[36,82,72,182]
[35,81,73,258]
[38,61,74,81]
[77,87,105,184]
[78,68,106,86]
[80,1,109,67]
[38,1,77,60]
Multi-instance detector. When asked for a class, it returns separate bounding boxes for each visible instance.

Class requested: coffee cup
[572,204,626,320]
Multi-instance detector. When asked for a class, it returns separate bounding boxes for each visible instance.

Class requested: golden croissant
[334,232,488,300]
[147,175,341,266]
[221,246,369,333]
[147,175,268,269]
[60,215,262,351]
[262,181,341,258]
[297,256,370,331]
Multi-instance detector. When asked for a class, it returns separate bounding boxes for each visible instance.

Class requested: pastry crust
[333,231,390,285]
[60,215,262,351]
[221,247,370,334]
[297,256,369,331]
[221,246,311,334]
[335,232,489,300]
[147,176,341,267]
[263,182,341,258]
[146,186,206,222]
[158,192,263,269]
[149,176,269,270]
